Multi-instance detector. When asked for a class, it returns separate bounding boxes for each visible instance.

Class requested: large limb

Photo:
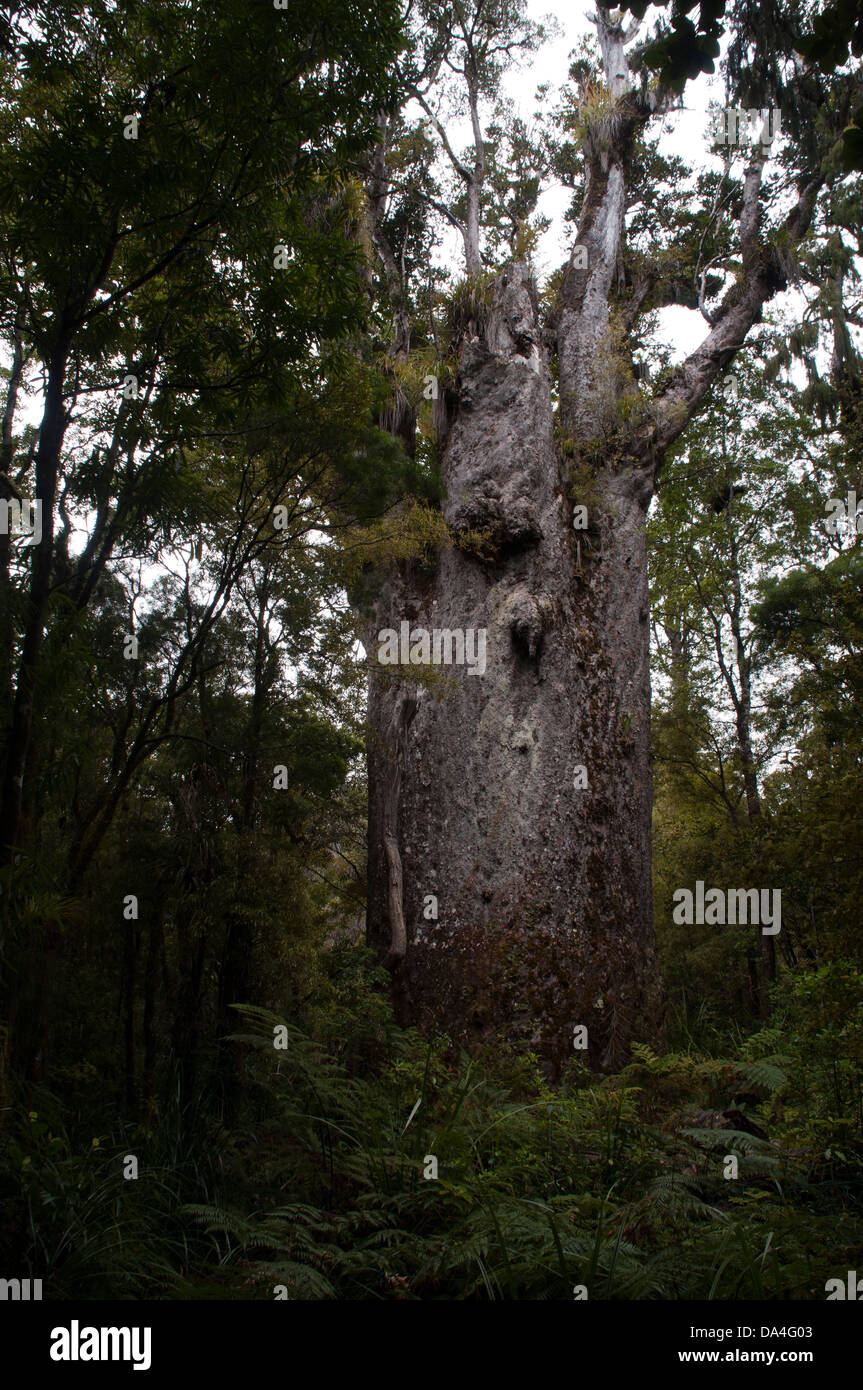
[648,162,824,462]
[558,7,675,439]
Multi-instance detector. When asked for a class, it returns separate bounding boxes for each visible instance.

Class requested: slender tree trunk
[142,912,161,1112]
[725,484,776,1007]
[122,917,137,1112]
[218,582,270,1118]
[0,308,27,714]
[464,79,484,277]
[0,337,70,862]
[367,114,416,453]
[731,620,775,1007]
[171,904,207,1101]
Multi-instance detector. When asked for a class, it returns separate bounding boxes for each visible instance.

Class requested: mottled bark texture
[362,8,824,1077]
[366,265,658,1074]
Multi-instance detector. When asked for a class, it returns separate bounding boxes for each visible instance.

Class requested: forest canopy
[0,0,861,1310]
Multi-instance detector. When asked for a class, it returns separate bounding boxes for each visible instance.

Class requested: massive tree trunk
[366,265,659,1074]
[363,7,824,1077]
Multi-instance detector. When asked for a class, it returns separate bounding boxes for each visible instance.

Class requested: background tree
[649,350,837,1022]
[0,0,403,860]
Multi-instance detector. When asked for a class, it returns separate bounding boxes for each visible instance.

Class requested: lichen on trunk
[361,4,826,1076]
[364,264,660,1074]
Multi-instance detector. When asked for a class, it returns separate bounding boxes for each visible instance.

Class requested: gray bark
[365,265,660,1074]
[362,7,824,1074]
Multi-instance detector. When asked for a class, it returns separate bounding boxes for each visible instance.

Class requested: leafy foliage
[0,0,861,1306]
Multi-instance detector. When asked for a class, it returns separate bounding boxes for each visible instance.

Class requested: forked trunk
[363,1,823,1071]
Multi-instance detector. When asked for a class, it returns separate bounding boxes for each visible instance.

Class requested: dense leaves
[0,0,861,1302]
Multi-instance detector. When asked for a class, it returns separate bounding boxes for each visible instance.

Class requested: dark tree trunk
[0,338,70,864]
[0,308,27,714]
[142,913,161,1112]
[122,917,137,1112]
